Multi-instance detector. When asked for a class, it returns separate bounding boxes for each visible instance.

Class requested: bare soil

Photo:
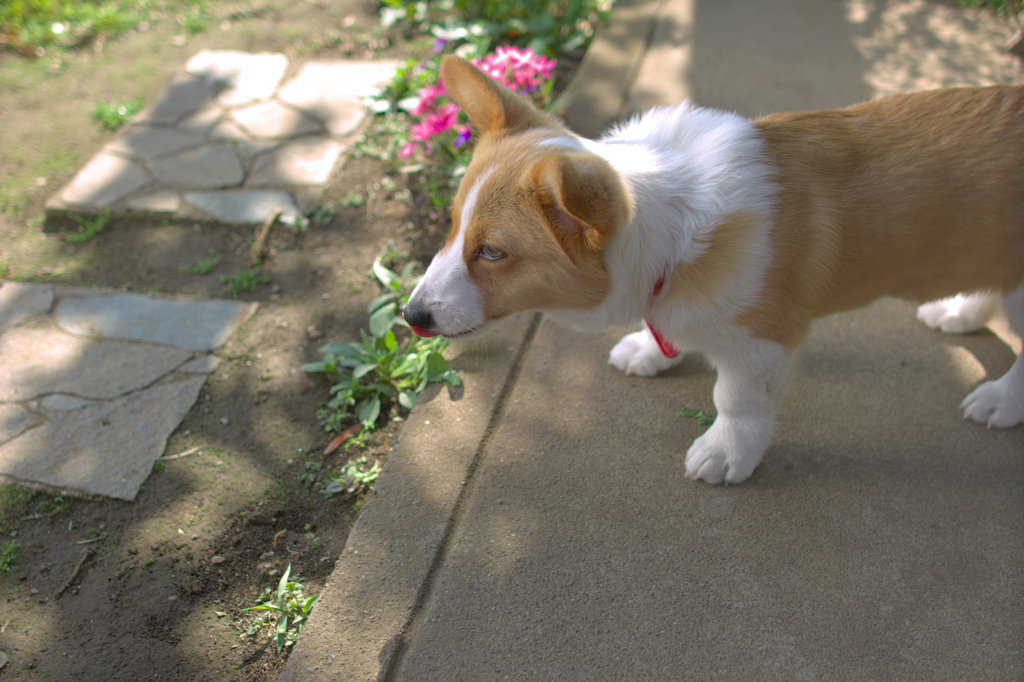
[0,1,456,679]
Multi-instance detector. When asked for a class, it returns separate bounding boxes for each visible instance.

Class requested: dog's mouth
[408,323,486,340]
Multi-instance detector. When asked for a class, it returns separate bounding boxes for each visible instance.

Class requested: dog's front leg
[686,336,794,484]
[608,326,687,377]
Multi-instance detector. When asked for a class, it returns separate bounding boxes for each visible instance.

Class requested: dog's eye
[477,245,504,261]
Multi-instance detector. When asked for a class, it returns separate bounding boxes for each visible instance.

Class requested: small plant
[303,253,461,432]
[297,460,323,491]
[680,409,716,426]
[244,564,319,654]
[0,262,9,279]
[0,0,146,58]
[366,44,558,210]
[182,251,220,275]
[219,266,269,296]
[321,456,382,498]
[90,98,144,131]
[0,540,19,572]
[306,202,338,227]
[63,210,110,243]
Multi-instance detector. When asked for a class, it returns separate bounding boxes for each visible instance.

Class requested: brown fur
[439,57,631,321]
[744,86,1024,347]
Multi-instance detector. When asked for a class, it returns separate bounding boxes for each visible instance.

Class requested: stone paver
[0,323,192,401]
[246,138,346,187]
[0,376,207,501]
[183,189,303,224]
[0,284,255,499]
[0,405,39,446]
[0,282,54,332]
[58,153,155,209]
[48,52,398,225]
[54,293,256,350]
[148,143,246,189]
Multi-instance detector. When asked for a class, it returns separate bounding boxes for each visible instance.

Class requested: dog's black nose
[403,301,434,331]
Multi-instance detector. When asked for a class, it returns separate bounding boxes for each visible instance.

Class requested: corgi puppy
[405,56,1024,484]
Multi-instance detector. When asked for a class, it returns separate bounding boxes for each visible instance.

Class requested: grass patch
[0,0,148,57]
[91,97,144,131]
[0,540,19,572]
[62,209,110,243]
[183,250,220,275]
[0,484,35,532]
[219,266,269,296]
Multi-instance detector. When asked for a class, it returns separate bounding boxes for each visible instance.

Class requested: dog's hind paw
[608,329,682,377]
[917,293,999,334]
[685,421,762,484]
[961,375,1024,429]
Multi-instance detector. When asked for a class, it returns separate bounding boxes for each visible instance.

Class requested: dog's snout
[403,300,439,337]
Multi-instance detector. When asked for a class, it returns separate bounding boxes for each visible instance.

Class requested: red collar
[645,276,679,358]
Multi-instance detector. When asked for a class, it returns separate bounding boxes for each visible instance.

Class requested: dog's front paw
[917,293,999,334]
[961,375,1024,428]
[608,330,680,377]
[684,420,763,485]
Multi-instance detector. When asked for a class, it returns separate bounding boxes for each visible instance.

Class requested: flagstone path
[0,281,257,500]
[47,51,398,225]
[6,52,401,500]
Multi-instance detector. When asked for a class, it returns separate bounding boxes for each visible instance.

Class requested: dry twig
[250,208,282,267]
[55,549,92,599]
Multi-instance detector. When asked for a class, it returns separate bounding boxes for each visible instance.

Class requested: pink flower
[411,102,459,141]
[398,142,417,157]
[412,83,447,116]
[472,46,556,94]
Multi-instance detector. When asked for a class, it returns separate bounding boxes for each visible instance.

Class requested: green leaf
[357,395,381,426]
[300,361,328,373]
[353,363,377,379]
[384,330,398,351]
[426,352,448,377]
[398,391,417,409]
[369,303,397,339]
[373,259,401,291]
[442,368,462,387]
[368,292,397,315]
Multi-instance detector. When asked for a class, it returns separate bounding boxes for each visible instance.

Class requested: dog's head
[404,56,632,339]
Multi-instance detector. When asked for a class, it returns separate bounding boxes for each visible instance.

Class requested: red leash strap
[645,276,679,358]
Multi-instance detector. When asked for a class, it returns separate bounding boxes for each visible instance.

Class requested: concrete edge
[562,0,665,137]
[278,313,541,682]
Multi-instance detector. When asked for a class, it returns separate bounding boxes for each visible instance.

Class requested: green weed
[91,98,144,131]
[0,0,146,57]
[0,540,19,572]
[680,409,716,426]
[321,456,381,498]
[244,564,319,654]
[303,252,461,431]
[0,484,34,531]
[182,250,220,275]
[62,209,110,243]
[219,266,269,296]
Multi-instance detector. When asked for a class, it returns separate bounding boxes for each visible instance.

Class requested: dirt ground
[0,1,466,679]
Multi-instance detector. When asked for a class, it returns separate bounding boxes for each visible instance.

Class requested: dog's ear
[529,152,631,255]
[440,55,554,136]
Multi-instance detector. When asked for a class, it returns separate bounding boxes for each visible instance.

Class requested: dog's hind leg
[608,327,686,377]
[917,291,1000,334]
[960,285,1024,428]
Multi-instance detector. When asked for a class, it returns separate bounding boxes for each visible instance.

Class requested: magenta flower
[412,83,447,116]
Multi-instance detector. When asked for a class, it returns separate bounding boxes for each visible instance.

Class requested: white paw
[608,329,680,377]
[684,420,763,484]
[917,293,998,334]
[961,375,1024,428]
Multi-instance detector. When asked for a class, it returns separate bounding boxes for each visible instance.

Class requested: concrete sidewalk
[282,1,1024,680]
